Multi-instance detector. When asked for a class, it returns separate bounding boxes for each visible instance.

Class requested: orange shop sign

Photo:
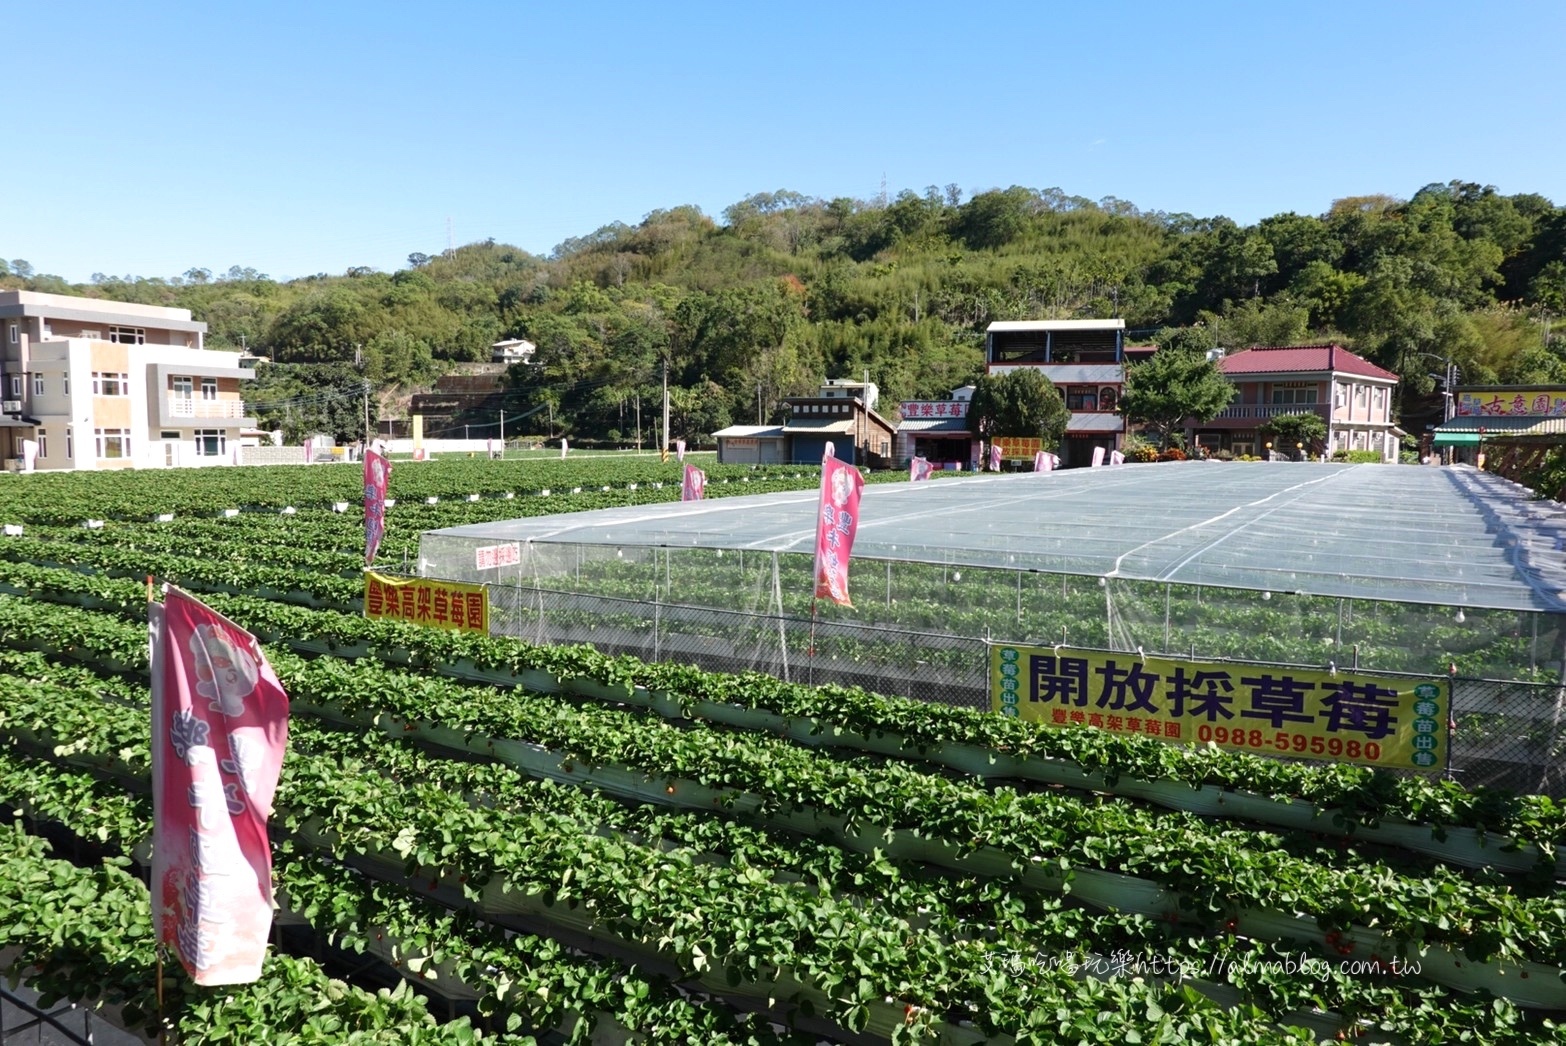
[364,571,489,633]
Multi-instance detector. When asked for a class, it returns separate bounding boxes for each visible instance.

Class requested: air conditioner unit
[1,400,22,413]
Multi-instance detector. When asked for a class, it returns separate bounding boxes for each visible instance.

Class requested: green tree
[1261,412,1328,459]
[967,368,1068,447]
[1119,341,1235,449]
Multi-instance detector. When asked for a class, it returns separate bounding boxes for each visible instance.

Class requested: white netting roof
[421,463,1566,612]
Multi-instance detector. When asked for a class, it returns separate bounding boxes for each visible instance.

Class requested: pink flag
[1110,449,1125,465]
[561,438,569,460]
[813,443,865,607]
[909,456,933,482]
[303,438,313,464]
[675,439,686,462]
[364,448,389,565]
[681,463,706,501]
[150,586,289,986]
[1091,446,1106,467]
[989,443,1003,472]
[1033,450,1049,472]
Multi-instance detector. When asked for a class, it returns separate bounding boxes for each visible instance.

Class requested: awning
[1432,432,1481,446]
[1434,415,1566,438]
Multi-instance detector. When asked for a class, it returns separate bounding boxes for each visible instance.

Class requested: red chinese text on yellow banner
[990,644,1448,772]
[150,585,290,985]
[364,572,490,632]
[812,443,864,607]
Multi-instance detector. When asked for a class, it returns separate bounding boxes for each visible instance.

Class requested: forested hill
[3,180,1563,442]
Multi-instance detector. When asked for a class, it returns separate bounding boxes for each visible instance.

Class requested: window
[37,429,46,458]
[1270,386,1319,405]
[66,431,73,459]
[193,429,226,457]
[1354,384,1367,405]
[31,374,43,396]
[95,428,131,459]
[1333,384,1346,407]
[1098,386,1119,412]
[880,439,890,456]
[92,372,129,396]
[1066,386,1099,411]
[172,375,193,398]
[7,324,15,344]
[201,377,218,400]
[63,374,69,395]
[6,375,19,398]
[160,430,180,440]
[109,326,146,345]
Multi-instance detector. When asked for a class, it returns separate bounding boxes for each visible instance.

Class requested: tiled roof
[1218,345,1398,382]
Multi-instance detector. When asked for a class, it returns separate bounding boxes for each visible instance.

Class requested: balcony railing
[1213,404,1330,421]
[168,396,247,419]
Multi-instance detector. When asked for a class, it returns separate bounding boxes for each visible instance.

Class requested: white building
[0,291,255,470]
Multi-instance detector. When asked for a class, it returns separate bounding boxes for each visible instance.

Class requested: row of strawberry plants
[0,458,832,520]
[3,558,1556,864]
[5,716,1530,1046]
[12,601,1566,1039]
[5,590,1562,996]
[0,821,491,1045]
[0,675,1301,1044]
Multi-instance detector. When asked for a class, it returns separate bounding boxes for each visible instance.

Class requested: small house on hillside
[713,378,898,466]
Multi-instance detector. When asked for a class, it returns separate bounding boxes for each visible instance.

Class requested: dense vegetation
[4,180,1563,441]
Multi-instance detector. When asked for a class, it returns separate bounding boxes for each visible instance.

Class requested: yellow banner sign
[991,644,1448,771]
[994,437,1043,459]
[365,572,489,633]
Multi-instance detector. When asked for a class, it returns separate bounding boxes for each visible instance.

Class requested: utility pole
[499,409,505,444]
[635,393,641,450]
[362,380,371,442]
[661,357,670,457]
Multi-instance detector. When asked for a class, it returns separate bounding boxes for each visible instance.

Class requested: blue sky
[7,0,1563,284]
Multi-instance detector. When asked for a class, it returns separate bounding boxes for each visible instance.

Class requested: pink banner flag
[989,443,1003,472]
[675,439,686,462]
[1091,446,1106,467]
[1033,450,1049,472]
[1110,449,1125,465]
[560,438,569,460]
[150,585,289,986]
[364,448,389,565]
[681,463,707,501]
[303,438,313,464]
[909,456,933,482]
[813,443,865,607]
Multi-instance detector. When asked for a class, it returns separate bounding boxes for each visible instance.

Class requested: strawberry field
[2,458,1566,1044]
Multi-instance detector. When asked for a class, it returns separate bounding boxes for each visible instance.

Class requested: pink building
[1189,344,1401,461]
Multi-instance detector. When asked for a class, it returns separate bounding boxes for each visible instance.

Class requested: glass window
[1271,386,1319,405]
[6,375,19,398]
[201,377,218,400]
[173,375,193,398]
[31,374,43,396]
[37,429,46,458]
[92,372,128,396]
[1066,386,1098,411]
[194,429,226,457]
[95,428,131,459]
[109,326,146,345]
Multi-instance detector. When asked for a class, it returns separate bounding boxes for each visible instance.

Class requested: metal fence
[480,578,1566,797]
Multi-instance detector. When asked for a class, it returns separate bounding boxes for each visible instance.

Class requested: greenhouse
[417,462,1566,793]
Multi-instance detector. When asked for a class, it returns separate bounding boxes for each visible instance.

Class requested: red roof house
[1189,344,1401,461]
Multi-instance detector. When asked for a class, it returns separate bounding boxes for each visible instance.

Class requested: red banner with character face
[150,586,289,985]
[813,443,864,607]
